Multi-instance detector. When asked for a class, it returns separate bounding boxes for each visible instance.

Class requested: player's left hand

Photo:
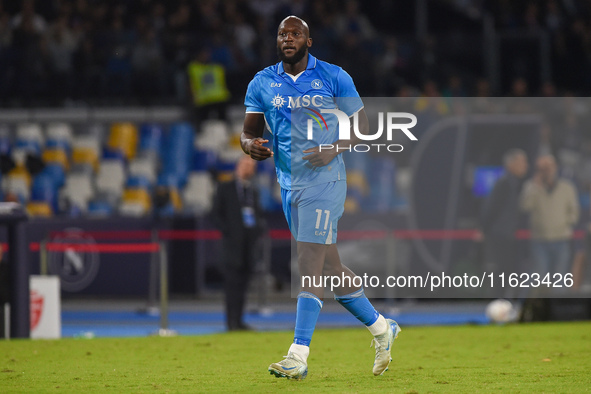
[302,146,338,167]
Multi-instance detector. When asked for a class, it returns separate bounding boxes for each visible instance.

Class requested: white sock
[367,314,388,336]
[288,343,310,364]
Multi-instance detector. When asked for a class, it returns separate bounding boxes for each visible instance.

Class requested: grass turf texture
[1,322,590,393]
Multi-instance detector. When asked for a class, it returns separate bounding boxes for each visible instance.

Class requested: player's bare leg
[322,243,360,296]
[298,241,328,298]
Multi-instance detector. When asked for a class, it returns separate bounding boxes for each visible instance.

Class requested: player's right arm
[240,113,273,161]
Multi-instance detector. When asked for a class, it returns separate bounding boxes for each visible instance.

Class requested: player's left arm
[302,108,368,167]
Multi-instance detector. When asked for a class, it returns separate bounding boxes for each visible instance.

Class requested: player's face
[277,20,311,65]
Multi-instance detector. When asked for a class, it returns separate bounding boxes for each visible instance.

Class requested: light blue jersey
[245,53,363,190]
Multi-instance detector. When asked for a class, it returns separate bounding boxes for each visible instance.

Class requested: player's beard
[277,45,307,65]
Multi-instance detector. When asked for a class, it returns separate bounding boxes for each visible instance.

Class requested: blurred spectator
[187,47,231,126]
[335,0,376,42]
[442,74,467,97]
[334,31,374,95]
[131,24,165,100]
[11,0,46,33]
[212,156,264,331]
[510,77,529,97]
[2,0,591,104]
[46,15,78,101]
[539,80,557,97]
[12,8,46,103]
[520,154,580,276]
[480,149,529,277]
[375,36,404,96]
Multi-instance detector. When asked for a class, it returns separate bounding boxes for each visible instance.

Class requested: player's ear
[307,37,313,48]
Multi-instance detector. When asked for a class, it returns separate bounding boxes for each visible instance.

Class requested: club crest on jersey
[271,94,286,109]
[311,79,323,89]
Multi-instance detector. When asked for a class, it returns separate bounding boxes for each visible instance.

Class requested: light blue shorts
[281,181,346,244]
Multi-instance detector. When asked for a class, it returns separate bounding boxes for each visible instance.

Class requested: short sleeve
[245,77,264,113]
[335,68,364,117]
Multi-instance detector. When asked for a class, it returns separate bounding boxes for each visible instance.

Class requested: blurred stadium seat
[108,122,138,160]
[16,123,44,147]
[72,147,99,172]
[95,158,126,200]
[0,130,11,155]
[129,158,157,185]
[182,172,215,214]
[119,188,152,217]
[139,123,164,156]
[192,149,217,172]
[26,201,53,218]
[160,122,195,186]
[60,172,94,212]
[46,123,73,146]
[5,165,32,202]
[30,173,59,213]
[195,120,228,152]
[42,148,70,171]
[73,134,101,157]
[86,199,115,217]
[40,164,66,189]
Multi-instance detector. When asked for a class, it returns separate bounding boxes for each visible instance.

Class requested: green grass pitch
[1,322,590,393]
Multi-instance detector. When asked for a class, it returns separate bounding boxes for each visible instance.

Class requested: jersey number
[315,209,330,230]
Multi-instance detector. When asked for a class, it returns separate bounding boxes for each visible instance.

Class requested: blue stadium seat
[87,200,114,217]
[102,147,127,161]
[14,139,42,156]
[157,172,184,189]
[126,175,152,190]
[216,159,236,182]
[192,149,217,172]
[31,173,59,213]
[40,164,66,189]
[0,134,11,155]
[139,123,164,155]
[46,138,71,154]
[162,122,194,178]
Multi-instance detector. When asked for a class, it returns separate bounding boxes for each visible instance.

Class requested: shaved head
[278,15,310,38]
[276,15,312,66]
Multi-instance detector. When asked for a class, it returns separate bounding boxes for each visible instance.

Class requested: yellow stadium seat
[72,147,99,171]
[26,201,53,217]
[229,133,241,149]
[347,171,368,195]
[217,171,233,183]
[42,148,69,171]
[344,197,360,213]
[108,122,139,159]
[8,165,32,187]
[169,188,183,211]
[122,188,152,211]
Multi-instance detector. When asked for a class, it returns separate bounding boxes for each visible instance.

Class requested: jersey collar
[277,53,317,76]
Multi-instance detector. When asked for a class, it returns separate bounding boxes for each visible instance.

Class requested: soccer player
[240,16,400,380]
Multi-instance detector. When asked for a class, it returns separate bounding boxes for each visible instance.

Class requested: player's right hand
[247,138,273,161]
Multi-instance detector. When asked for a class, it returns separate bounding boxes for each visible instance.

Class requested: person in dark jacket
[212,156,263,331]
[481,149,529,276]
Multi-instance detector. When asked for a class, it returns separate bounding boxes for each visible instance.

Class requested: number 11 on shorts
[315,209,330,230]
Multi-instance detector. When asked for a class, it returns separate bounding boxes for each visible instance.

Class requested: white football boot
[268,352,308,380]
[371,319,401,376]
